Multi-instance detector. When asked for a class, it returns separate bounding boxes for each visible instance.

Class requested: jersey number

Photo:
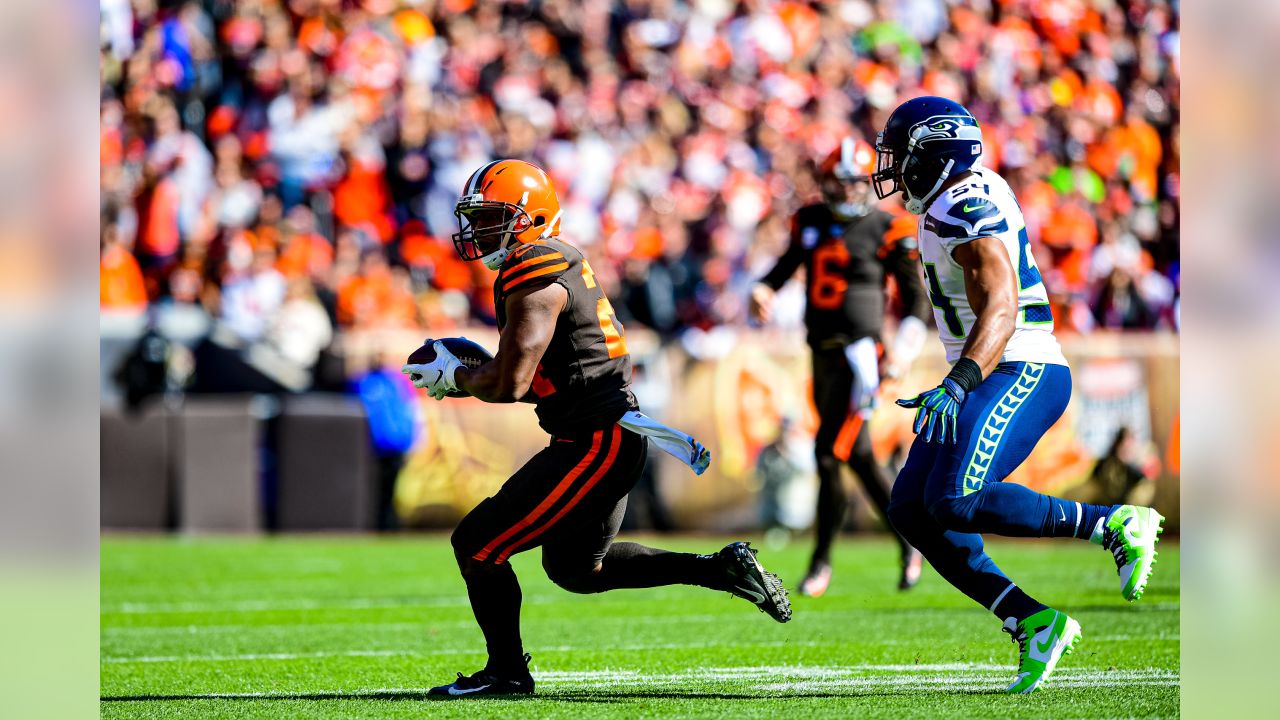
[580,260,629,359]
[810,242,850,310]
[1016,226,1043,290]
[923,263,965,337]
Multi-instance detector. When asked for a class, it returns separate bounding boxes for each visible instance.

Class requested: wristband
[945,358,984,394]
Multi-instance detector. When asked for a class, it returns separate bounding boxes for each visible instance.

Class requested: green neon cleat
[1100,505,1165,601]
[1002,607,1082,694]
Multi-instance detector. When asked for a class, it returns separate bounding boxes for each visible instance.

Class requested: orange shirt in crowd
[1041,201,1098,251]
[136,177,181,259]
[336,269,416,328]
[333,159,394,241]
[277,232,335,279]
[400,232,474,291]
[101,244,148,311]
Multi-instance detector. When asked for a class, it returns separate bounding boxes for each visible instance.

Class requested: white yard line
[102,641,827,664]
[101,664,1180,698]
[101,597,472,614]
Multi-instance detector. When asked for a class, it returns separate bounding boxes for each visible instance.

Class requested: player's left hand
[401,341,463,400]
[896,379,966,443]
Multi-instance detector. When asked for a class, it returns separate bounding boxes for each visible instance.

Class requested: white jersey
[917,168,1068,366]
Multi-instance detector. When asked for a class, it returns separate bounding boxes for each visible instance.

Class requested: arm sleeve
[758,216,807,290]
[497,244,571,298]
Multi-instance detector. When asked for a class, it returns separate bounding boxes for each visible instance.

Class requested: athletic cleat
[1002,608,1082,694]
[799,561,832,598]
[718,541,792,622]
[898,547,923,591]
[428,654,535,698]
[1100,505,1165,601]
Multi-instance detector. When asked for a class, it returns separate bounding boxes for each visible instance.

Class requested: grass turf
[101,534,1178,719]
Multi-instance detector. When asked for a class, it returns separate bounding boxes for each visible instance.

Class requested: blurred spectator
[353,356,422,531]
[101,0,1180,361]
[220,242,287,342]
[100,222,147,314]
[756,416,816,532]
[1078,426,1160,507]
[266,277,334,369]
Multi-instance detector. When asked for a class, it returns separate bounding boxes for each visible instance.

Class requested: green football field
[101,534,1179,719]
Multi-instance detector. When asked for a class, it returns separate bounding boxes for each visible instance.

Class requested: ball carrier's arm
[455,283,568,403]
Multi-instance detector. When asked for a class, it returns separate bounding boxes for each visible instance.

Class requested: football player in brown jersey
[403,159,791,698]
[750,138,931,597]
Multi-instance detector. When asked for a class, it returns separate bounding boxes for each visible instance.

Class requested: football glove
[401,341,463,401]
[896,378,966,444]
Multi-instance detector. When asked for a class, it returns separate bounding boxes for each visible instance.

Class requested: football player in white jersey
[871,96,1166,693]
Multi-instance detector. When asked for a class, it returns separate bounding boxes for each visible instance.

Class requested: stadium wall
[100,328,1177,532]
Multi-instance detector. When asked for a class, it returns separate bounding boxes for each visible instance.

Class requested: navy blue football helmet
[873,96,984,215]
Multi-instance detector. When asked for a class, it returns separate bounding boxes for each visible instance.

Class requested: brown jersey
[760,204,930,349]
[494,238,638,438]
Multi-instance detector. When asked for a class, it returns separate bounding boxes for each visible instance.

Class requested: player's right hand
[749,283,775,324]
[402,341,462,400]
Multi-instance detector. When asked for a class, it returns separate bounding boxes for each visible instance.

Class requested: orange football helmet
[453,159,563,270]
[819,137,876,219]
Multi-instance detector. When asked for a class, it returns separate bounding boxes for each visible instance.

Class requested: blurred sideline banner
[389,330,1179,531]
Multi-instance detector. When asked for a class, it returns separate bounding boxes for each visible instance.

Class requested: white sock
[1089,517,1106,545]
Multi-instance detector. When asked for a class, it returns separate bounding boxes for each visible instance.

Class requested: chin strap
[904,158,955,215]
[484,208,566,269]
[481,245,510,270]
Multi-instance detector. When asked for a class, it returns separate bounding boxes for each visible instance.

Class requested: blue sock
[943,483,1113,540]
[990,582,1046,621]
[1044,497,1115,540]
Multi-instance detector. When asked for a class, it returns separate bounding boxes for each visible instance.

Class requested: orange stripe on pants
[832,413,865,463]
[493,426,623,564]
[472,430,603,562]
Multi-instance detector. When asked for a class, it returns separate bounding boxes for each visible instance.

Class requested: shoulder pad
[879,213,919,258]
[931,196,1009,240]
[499,243,571,295]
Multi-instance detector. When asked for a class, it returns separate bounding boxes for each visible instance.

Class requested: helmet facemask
[453,196,534,270]
[872,132,903,200]
[822,175,873,220]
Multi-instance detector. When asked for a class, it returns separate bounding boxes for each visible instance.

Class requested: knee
[927,493,979,533]
[886,497,923,540]
[542,555,603,595]
[450,524,497,577]
[814,450,842,480]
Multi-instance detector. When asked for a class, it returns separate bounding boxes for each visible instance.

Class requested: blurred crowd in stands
[100,0,1181,371]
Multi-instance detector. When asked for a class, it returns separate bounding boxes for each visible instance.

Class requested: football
[405,337,494,398]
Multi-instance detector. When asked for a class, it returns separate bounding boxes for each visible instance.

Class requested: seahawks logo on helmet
[909,116,983,147]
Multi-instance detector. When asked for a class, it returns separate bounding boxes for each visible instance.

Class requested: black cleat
[428,654,535,698]
[718,541,792,623]
[899,547,923,591]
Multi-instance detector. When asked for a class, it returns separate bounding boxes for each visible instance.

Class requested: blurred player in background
[402,160,791,698]
[874,97,1165,694]
[750,138,931,596]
